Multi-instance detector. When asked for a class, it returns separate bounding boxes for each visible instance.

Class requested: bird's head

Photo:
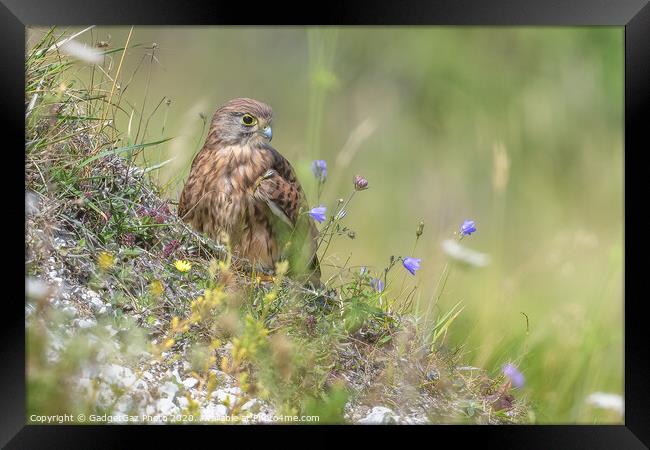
[210,97,274,146]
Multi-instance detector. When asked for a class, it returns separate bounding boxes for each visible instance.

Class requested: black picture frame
[4,0,648,447]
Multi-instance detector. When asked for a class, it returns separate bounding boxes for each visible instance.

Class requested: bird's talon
[253,170,274,192]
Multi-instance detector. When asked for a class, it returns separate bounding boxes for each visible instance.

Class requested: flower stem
[394,233,421,306]
[316,190,355,255]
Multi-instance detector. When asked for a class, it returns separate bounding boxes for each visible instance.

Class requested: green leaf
[78,137,174,169]
[378,334,392,345]
[430,301,464,348]
[142,158,174,174]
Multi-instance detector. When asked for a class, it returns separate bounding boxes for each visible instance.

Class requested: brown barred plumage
[178,98,320,284]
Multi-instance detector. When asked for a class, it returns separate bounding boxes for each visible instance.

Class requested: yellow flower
[149,280,164,297]
[174,259,192,273]
[275,260,289,276]
[97,251,115,270]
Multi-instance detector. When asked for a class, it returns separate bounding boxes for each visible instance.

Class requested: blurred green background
[33,26,623,423]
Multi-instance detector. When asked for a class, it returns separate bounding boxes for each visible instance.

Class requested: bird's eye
[241,114,256,126]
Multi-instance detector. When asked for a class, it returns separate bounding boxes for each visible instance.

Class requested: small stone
[133,379,148,391]
[102,364,137,387]
[212,389,237,406]
[76,318,97,329]
[182,377,198,389]
[170,368,182,384]
[357,406,399,425]
[114,396,132,414]
[61,306,78,318]
[159,381,179,400]
[157,397,179,416]
[241,399,258,411]
[200,403,228,421]
[88,296,104,312]
[226,386,241,396]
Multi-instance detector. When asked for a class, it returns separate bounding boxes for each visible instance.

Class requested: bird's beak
[262,126,273,141]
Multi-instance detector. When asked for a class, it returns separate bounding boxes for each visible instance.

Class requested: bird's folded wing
[252,165,321,284]
[252,169,303,227]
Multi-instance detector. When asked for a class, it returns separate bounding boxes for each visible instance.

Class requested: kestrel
[178,98,321,285]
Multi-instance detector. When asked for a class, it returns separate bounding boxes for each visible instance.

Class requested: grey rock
[75,318,97,329]
[358,406,399,425]
[182,377,198,389]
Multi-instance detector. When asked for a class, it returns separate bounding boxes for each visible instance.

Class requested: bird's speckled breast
[184,144,278,267]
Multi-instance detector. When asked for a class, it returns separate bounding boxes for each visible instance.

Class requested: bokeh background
[30,26,623,423]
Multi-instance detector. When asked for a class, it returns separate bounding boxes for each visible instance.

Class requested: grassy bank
[25,28,534,424]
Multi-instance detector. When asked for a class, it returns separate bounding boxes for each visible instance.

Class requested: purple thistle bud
[154,204,171,223]
[163,239,180,258]
[305,314,316,331]
[309,206,327,223]
[502,363,525,389]
[353,175,369,191]
[121,233,136,247]
[370,277,384,293]
[311,160,327,183]
[402,257,421,275]
[460,219,477,236]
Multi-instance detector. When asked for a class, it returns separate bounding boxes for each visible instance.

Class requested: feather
[177,97,320,284]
